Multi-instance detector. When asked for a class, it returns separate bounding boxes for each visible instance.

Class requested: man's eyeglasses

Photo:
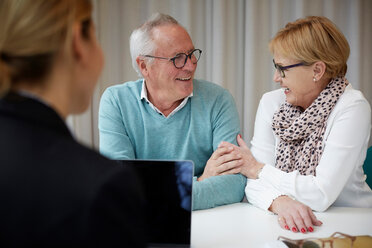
[142,49,202,69]
[273,59,305,78]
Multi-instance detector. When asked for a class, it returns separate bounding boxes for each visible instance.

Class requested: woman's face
[272,54,319,110]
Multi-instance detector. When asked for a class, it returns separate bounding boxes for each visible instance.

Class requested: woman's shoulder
[342,84,369,100]
[337,83,371,110]
[262,88,285,100]
[328,83,371,126]
[259,88,285,111]
[57,136,116,167]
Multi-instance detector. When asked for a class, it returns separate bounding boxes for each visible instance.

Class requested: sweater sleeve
[247,90,372,212]
[192,89,246,210]
[192,174,247,210]
[98,88,135,160]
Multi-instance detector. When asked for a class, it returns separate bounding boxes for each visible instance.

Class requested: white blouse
[245,84,372,212]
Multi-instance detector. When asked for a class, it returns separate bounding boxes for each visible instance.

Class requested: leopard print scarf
[272,77,348,176]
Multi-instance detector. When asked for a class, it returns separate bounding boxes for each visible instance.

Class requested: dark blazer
[0,92,145,247]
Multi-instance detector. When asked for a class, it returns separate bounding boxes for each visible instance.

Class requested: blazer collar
[0,92,73,138]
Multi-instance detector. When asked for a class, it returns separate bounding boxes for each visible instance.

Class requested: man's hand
[218,134,264,179]
[198,146,243,181]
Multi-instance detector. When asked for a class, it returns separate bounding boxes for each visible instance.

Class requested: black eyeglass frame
[273,59,305,78]
[142,49,202,69]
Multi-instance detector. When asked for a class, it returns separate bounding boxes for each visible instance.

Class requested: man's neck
[148,92,183,117]
[143,80,186,117]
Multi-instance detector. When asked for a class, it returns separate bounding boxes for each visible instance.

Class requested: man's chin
[178,88,193,98]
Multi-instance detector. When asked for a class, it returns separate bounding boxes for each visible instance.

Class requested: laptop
[114,160,194,248]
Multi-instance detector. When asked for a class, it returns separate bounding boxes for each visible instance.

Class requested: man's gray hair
[129,13,179,77]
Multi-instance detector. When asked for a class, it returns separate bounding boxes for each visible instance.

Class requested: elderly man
[98,13,246,210]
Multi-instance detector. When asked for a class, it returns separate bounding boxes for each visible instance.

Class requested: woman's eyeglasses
[273,59,305,78]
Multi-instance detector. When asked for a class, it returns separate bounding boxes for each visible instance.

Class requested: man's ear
[313,61,326,81]
[137,57,148,77]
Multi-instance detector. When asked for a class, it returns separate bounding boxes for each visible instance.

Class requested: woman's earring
[313,77,317,82]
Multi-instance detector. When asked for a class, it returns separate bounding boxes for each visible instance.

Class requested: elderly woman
[220,16,372,234]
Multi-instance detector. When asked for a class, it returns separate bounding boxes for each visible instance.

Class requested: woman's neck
[301,77,331,111]
[12,77,71,120]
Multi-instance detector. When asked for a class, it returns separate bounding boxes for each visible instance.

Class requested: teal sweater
[99,79,246,210]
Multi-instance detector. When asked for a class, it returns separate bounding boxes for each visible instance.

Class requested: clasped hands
[198,134,263,181]
[198,134,322,233]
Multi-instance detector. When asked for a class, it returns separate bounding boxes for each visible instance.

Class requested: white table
[191,203,372,248]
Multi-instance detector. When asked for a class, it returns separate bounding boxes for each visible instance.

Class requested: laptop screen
[114,160,193,247]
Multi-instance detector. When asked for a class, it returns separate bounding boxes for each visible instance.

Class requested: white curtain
[67,0,372,150]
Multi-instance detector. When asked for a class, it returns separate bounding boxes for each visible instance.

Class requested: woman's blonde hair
[269,16,350,78]
[0,0,92,96]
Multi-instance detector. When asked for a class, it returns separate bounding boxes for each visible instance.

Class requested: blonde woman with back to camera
[219,16,372,234]
[0,0,145,247]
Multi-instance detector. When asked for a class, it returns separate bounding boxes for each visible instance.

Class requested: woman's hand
[198,146,243,181]
[219,134,264,179]
[270,196,323,233]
